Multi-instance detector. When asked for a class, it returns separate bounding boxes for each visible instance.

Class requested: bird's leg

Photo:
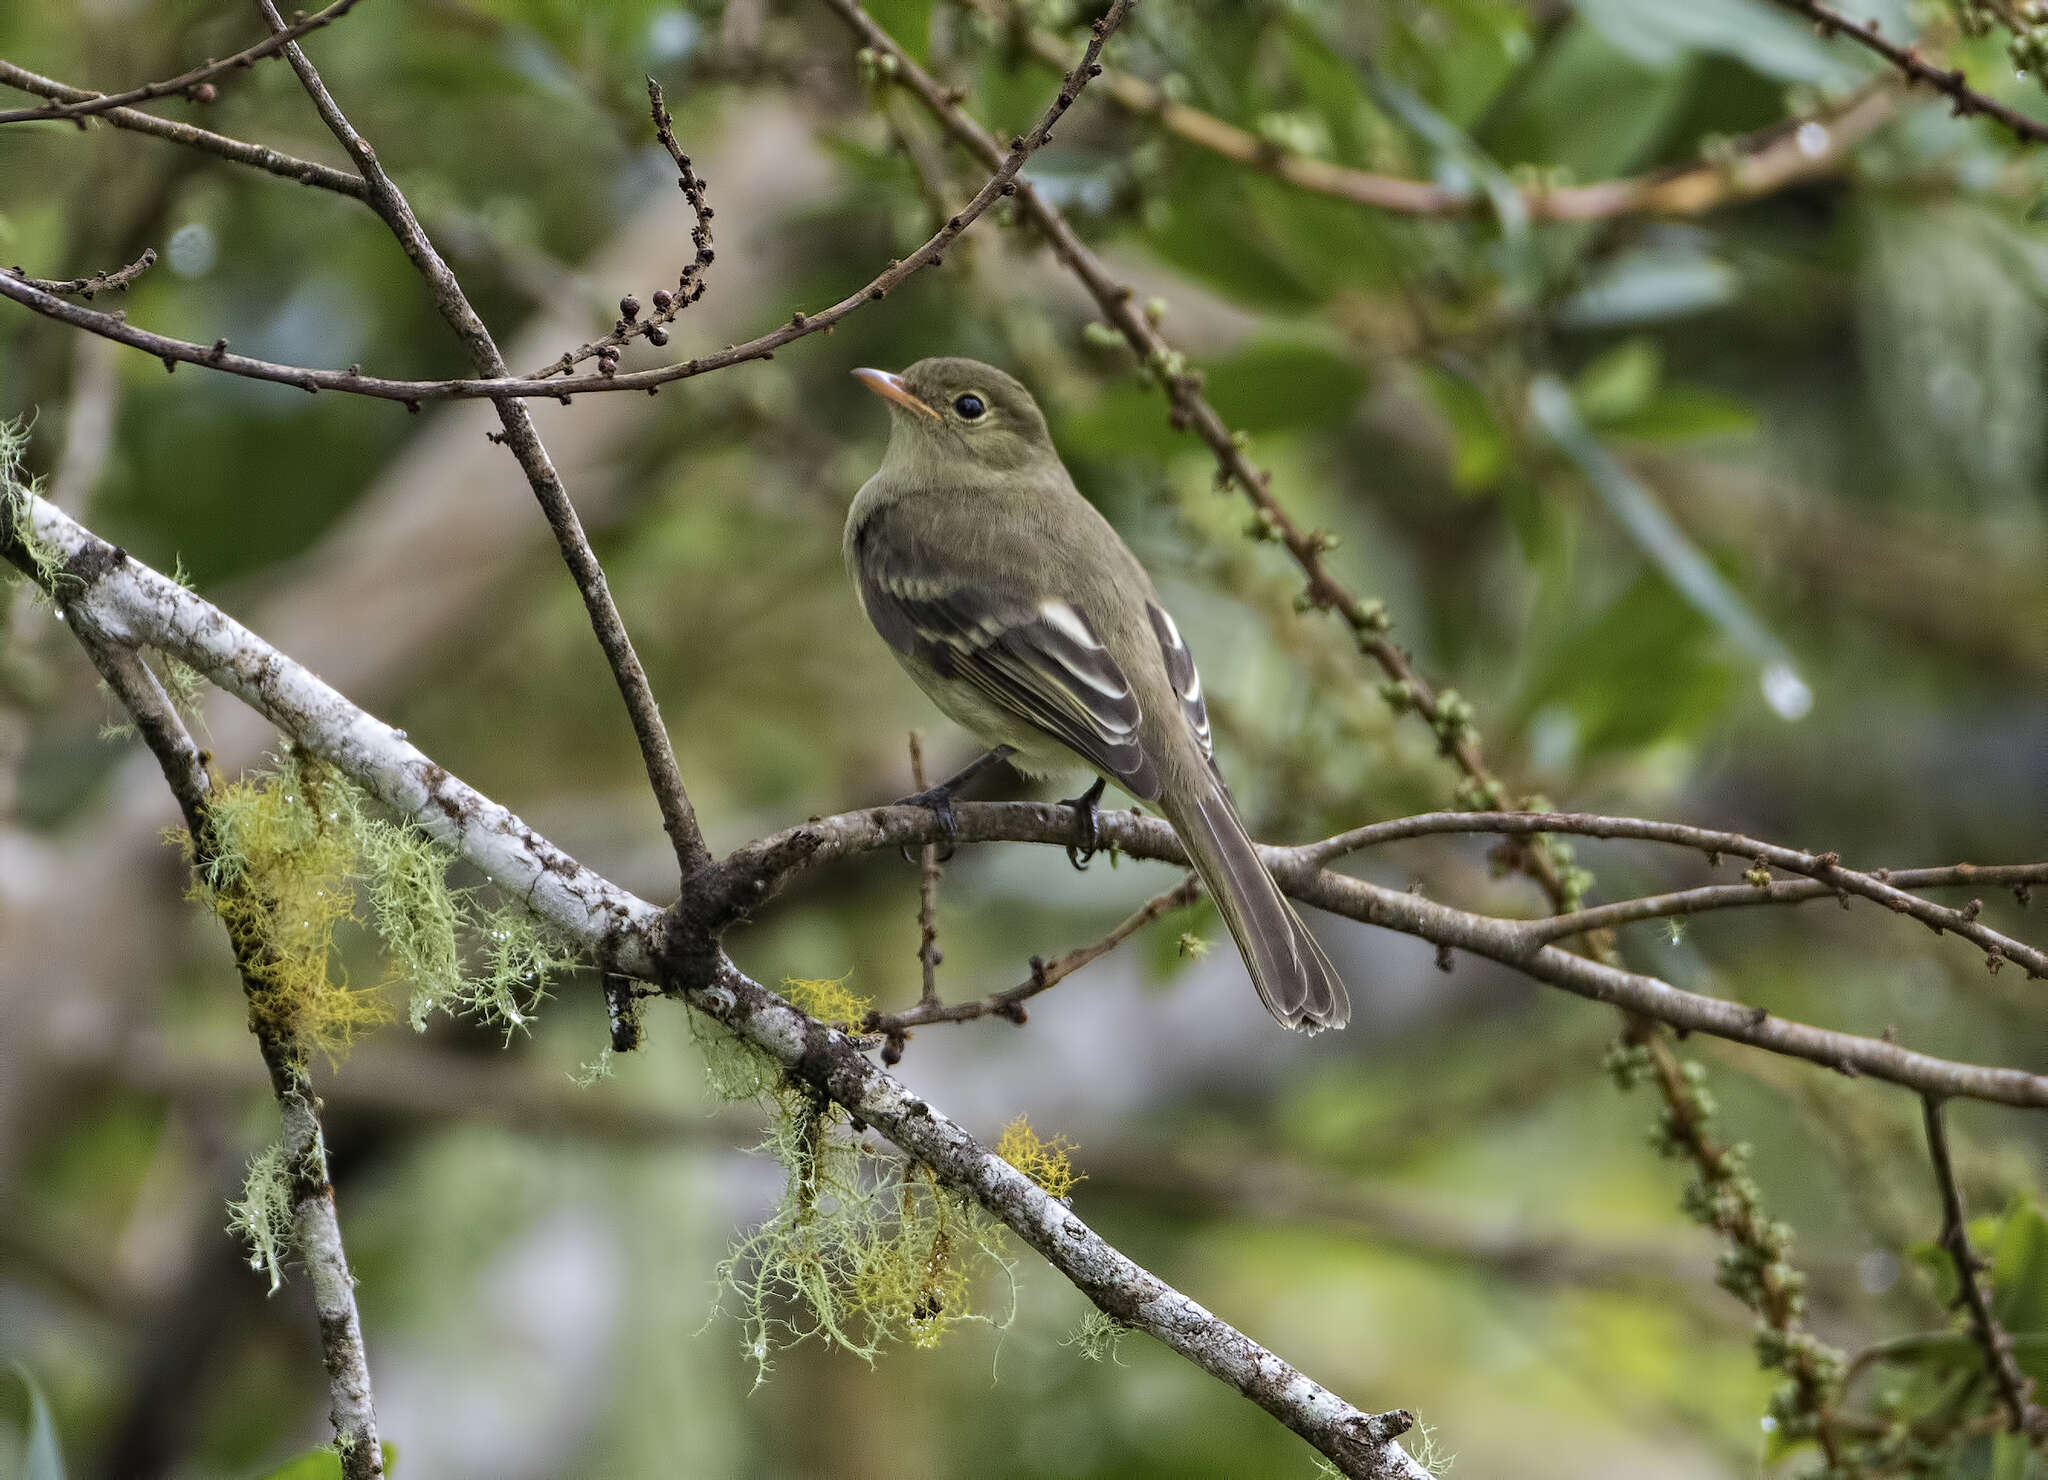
[1060,776,1107,871]
[893,745,1014,861]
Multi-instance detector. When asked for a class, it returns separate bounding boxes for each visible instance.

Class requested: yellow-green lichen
[781,973,870,1028]
[715,1092,1014,1380]
[175,750,579,1058]
[0,417,63,595]
[189,749,390,1062]
[995,1115,1082,1201]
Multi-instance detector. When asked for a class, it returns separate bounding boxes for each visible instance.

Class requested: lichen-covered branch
[16,490,2046,1119]
[7,491,1428,1480]
[75,637,382,1479]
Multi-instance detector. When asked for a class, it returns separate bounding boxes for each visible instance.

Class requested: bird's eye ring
[953,393,986,420]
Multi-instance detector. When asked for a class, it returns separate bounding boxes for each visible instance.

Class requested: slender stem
[1921,1096,2048,1438]
[1310,811,2047,978]
[254,0,712,879]
[909,734,943,1012]
[0,59,368,196]
[76,637,381,1478]
[0,0,1131,405]
[2,249,157,299]
[872,875,1200,1036]
[1761,0,2048,147]
[0,0,367,124]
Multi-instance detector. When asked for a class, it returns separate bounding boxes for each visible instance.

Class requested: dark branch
[254,0,712,880]
[0,0,366,125]
[2,249,157,299]
[0,59,368,197]
[529,79,717,380]
[1762,0,2048,146]
[1920,1097,2048,1438]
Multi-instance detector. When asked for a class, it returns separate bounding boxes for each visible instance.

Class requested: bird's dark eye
[953,393,986,420]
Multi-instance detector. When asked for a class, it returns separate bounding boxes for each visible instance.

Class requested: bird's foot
[1060,777,1107,871]
[893,784,960,862]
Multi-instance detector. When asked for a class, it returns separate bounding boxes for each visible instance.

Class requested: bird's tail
[1164,777,1350,1032]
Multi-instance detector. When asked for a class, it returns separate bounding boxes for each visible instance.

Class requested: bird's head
[853,357,1058,478]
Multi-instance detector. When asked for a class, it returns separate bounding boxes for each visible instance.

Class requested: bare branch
[909,734,943,1013]
[253,0,712,879]
[13,483,2040,1114]
[1762,0,2048,147]
[0,0,1131,405]
[2,249,157,299]
[871,875,1201,1042]
[0,59,368,197]
[1920,1097,2048,1439]
[1309,811,2048,978]
[0,0,366,125]
[529,79,717,380]
[1534,865,2048,944]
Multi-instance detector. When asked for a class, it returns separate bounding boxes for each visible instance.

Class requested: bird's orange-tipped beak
[852,366,940,419]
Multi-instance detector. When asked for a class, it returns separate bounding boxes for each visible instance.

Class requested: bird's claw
[894,785,959,863]
[1061,778,1106,871]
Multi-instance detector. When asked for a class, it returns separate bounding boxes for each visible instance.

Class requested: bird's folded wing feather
[853,515,1161,800]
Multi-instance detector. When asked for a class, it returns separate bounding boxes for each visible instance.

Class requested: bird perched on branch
[846,357,1349,1032]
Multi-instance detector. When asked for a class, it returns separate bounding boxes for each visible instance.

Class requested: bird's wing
[853,513,1161,799]
[1146,601,1212,761]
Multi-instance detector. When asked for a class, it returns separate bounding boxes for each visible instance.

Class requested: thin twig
[1533,865,2048,944]
[0,1,1131,404]
[254,0,712,879]
[1920,1096,2048,1438]
[74,636,382,1478]
[871,874,1201,1038]
[1308,811,2048,978]
[1763,0,2048,147]
[0,0,366,124]
[529,78,716,380]
[909,733,943,1012]
[2,249,157,299]
[0,59,369,197]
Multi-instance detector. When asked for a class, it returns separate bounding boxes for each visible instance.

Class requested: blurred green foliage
[4,0,2048,1476]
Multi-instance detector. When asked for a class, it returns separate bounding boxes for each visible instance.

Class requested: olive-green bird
[846,357,1350,1032]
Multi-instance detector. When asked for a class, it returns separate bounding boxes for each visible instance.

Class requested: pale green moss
[226,1141,296,1295]
[708,1007,1022,1381]
[1061,1307,1131,1364]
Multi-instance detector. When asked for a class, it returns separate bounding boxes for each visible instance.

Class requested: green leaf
[1990,1428,2035,1480]
[8,1366,65,1480]
[1202,340,1367,437]
[1990,1198,2048,1337]
[1555,246,1739,329]
[1418,366,1509,493]
[1572,0,1868,84]
[1574,338,1663,423]
[1601,386,1758,443]
[1518,574,1735,757]
[1480,22,1691,180]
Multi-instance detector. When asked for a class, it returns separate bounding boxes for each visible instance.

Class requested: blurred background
[2,0,2046,1475]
